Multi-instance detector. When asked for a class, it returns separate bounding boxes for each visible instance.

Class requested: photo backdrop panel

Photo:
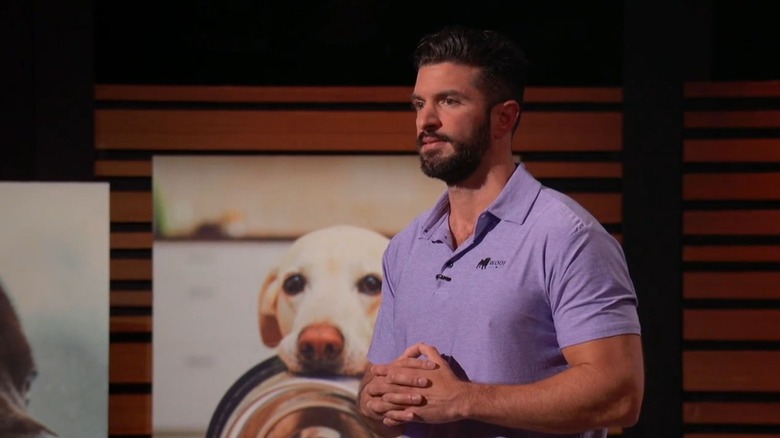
[153,155,443,436]
[0,182,109,438]
[153,155,446,239]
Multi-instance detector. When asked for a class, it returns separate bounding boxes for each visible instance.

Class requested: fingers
[416,343,448,367]
[369,366,430,389]
[360,389,422,423]
[395,356,437,370]
[371,359,435,379]
[382,392,423,406]
[391,342,439,371]
[383,409,415,427]
[364,395,417,416]
[371,355,435,378]
[399,342,425,359]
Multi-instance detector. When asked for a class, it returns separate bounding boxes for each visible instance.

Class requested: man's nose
[416,104,441,133]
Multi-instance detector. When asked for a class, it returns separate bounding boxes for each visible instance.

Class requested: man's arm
[379,335,644,433]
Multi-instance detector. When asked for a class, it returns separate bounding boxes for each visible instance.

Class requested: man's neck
[446,155,516,248]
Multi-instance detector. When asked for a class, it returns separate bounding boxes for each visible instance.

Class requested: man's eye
[411,101,424,110]
[443,98,458,105]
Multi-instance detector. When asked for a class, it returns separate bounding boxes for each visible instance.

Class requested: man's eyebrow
[409,90,468,102]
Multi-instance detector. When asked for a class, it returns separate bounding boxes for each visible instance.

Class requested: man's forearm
[455,335,644,433]
[460,361,642,433]
[395,336,644,434]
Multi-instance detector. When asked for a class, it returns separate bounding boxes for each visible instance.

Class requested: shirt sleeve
[548,224,641,349]
[367,241,399,364]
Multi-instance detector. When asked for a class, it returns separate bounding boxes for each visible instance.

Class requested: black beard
[417,120,491,185]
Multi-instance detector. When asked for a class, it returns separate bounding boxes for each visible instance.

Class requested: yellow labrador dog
[258,225,389,376]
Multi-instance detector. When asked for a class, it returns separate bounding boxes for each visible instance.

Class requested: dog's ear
[258,270,283,347]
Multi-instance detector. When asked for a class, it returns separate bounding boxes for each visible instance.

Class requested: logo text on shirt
[476,257,506,269]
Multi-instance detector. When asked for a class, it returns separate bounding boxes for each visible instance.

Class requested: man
[357,26,644,437]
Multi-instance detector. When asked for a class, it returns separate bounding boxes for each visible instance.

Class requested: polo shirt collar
[488,163,542,225]
[419,163,542,239]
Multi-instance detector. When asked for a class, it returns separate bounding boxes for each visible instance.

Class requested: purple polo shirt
[367,164,640,438]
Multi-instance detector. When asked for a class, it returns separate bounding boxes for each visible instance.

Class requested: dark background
[94,1,780,86]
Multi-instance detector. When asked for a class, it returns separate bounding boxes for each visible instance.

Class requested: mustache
[416,132,452,149]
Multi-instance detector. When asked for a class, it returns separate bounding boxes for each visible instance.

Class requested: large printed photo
[152,155,444,437]
[0,183,109,438]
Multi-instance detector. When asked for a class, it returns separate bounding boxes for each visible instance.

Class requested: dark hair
[414,25,528,113]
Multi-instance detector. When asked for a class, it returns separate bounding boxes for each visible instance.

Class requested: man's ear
[493,100,521,138]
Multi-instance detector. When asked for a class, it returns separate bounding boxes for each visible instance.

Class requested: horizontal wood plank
[98,159,622,179]
[95,85,622,104]
[111,231,153,249]
[111,191,152,223]
[110,343,151,384]
[96,160,151,177]
[524,87,622,103]
[516,112,622,152]
[684,272,780,300]
[684,401,780,424]
[685,80,780,98]
[95,110,621,152]
[111,315,152,333]
[685,310,780,341]
[525,161,621,178]
[684,351,780,391]
[684,210,780,235]
[684,139,780,162]
[684,245,780,262]
[568,193,622,224]
[109,394,151,435]
[111,259,152,281]
[685,110,780,129]
[96,109,411,152]
[96,85,413,103]
[684,174,780,200]
[111,291,152,308]
[110,194,620,227]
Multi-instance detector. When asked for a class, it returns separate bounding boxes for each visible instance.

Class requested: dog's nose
[297,323,344,362]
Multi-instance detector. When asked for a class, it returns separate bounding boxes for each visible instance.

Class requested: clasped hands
[359,342,468,427]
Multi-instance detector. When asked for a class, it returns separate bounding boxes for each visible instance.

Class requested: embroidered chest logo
[476,257,507,270]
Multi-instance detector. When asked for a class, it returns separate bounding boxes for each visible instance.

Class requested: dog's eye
[357,275,382,295]
[282,274,307,295]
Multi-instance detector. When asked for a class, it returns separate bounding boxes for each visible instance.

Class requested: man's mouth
[418,135,449,151]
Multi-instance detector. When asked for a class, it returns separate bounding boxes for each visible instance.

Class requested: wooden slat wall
[682,81,780,437]
[96,85,624,436]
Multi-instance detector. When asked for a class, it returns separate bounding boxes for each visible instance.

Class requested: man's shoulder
[532,186,604,233]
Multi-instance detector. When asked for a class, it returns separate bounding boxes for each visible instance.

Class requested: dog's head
[0,283,55,437]
[258,225,389,376]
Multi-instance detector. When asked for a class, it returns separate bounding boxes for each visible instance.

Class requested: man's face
[411,62,492,185]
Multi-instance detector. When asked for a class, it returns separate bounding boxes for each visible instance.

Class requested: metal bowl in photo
[207,356,376,438]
